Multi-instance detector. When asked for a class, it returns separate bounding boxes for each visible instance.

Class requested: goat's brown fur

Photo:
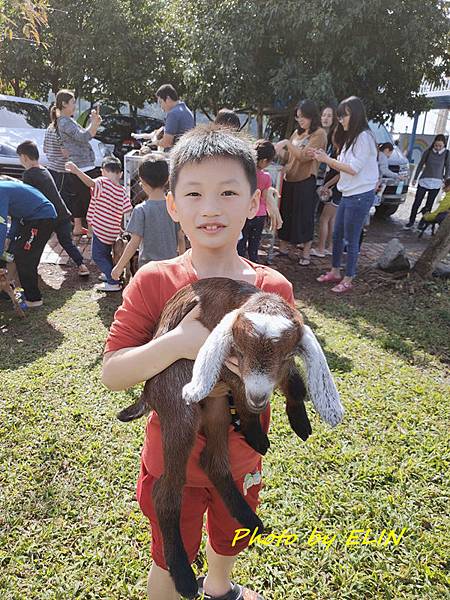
[118,278,311,598]
[111,233,139,286]
[0,273,25,317]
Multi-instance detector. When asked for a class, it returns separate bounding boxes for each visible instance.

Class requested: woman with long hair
[312,96,378,292]
[404,134,450,229]
[275,99,327,265]
[53,89,102,235]
[311,104,340,257]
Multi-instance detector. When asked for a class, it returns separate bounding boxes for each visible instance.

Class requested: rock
[432,262,450,279]
[377,238,411,272]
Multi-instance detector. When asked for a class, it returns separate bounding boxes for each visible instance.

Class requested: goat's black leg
[152,371,202,599]
[200,396,264,534]
[279,365,312,441]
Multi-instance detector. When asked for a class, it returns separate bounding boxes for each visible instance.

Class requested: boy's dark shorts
[136,461,263,569]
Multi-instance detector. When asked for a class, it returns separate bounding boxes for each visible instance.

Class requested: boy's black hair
[138,152,169,188]
[214,108,241,131]
[156,84,178,102]
[101,155,122,173]
[16,140,39,160]
[169,124,257,194]
[255,139,275,163]
[379,142,394,152]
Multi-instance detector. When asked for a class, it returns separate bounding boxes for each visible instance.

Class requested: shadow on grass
[299,276,450,365]
[0,277,76,371]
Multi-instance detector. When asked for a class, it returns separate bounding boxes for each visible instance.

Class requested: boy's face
[167,158,260,251]
[383,149,393,158]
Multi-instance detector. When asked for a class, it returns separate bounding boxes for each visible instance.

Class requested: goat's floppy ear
[183,309,239,404]
[296,325,344,427]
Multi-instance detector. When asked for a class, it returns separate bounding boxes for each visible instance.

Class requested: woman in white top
[311,96,378,293]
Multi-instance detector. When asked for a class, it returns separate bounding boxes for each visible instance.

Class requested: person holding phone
[55,89,102,235]
[274,99,327,265]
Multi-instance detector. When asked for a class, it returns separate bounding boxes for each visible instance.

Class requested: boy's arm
[102,305,210,390]
[111,234,141,280]
[65,161,95,188]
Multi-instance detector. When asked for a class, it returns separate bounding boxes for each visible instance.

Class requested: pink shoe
[317,272,342,283]
[331,280,353,293]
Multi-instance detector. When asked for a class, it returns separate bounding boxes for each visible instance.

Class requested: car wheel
[375,204,399,218]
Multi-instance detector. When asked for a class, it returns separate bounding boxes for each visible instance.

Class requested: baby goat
[118,278,343,598]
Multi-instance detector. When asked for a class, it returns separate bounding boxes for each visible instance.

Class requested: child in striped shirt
[66,156,132,291]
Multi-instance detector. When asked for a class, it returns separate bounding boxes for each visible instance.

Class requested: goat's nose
[244,373,274,413]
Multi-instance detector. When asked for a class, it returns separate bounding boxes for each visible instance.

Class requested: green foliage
[0,0,448,119]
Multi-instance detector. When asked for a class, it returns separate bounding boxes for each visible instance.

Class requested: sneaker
[98,273,107,282]
[78,264,89,277]
[403,222,414,230]
[94,282,122,292]
[25,299,43,307]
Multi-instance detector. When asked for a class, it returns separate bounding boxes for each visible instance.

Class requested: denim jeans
[55,219,84,267]
[91,233,120,284]
[332,189,375,277]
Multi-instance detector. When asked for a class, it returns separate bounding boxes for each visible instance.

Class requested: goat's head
[230,308,302,413]
[182,292,344,427]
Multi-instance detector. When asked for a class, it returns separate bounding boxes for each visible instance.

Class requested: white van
[0,94,112,178]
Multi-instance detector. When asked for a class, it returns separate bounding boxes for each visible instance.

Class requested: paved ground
[40,187,438,270]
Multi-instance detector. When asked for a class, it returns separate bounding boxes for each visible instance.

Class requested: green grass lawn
[1,276,449,600]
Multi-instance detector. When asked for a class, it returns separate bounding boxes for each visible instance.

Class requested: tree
[413,214,450,278]
[169,0,449,130]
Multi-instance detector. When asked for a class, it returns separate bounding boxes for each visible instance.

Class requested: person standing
[313,96,378,293]
[274,99,327,265]
[404,134,450,229]
[16,140,89,277]
[55,89,102,235]
[44,104,70,205]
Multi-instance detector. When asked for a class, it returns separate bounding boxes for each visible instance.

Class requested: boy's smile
[167,158,260,250]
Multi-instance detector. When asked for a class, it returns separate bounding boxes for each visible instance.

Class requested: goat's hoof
[170,564,198,599]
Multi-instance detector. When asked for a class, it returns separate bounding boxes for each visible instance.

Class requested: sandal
[310,248,326,258]
[197,577,265,600]
[317,272,341,283]
[331,280,353,293]
[298,258,311,266]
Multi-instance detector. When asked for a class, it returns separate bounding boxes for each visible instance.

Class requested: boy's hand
[111,265,122,281]
[175,305,211,361]
[65,161,78,173]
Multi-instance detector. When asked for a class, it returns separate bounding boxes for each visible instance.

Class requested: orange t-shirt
[105,250,295,487]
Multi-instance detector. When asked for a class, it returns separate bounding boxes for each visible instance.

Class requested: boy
[0,176,56,307]
[16,140,89,277]
[102,125,295,600]
[65,156,132,291]
[111,153,179,281]
[237,139,275,263]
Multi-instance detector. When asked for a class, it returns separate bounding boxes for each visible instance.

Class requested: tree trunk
[256,107,263,138]
[12,79,21,96]
[413,213,450,278]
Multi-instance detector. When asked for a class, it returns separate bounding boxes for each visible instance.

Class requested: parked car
[264,116,411,217]
[95,114,164,162]
[0,94,112,179]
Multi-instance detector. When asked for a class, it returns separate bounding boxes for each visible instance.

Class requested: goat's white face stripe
[244,312,292,339]
[244,372,274,401]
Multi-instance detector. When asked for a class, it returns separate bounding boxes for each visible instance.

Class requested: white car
[0,94,112,178]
